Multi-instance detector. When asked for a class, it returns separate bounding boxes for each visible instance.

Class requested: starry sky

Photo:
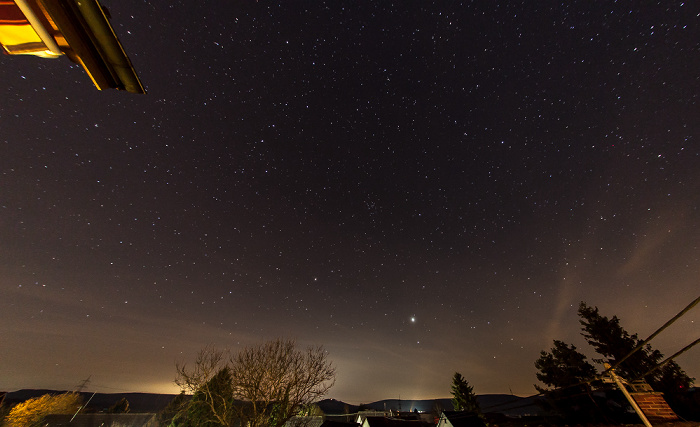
[1,1,699,404]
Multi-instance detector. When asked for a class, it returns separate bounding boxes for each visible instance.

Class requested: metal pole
[605,363,652,427]
[70,392,95,422]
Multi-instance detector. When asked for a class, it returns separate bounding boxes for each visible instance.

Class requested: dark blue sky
[1,1,699,402]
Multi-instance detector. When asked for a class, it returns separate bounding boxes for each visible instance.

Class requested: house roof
[0,0,145,93]
[43,413,156,427]
[439,412,486,427]
[320,420,360,427]
[363,416,428,427]
[285,416,326,427]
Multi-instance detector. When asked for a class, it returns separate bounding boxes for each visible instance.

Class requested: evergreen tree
[657,360,694,392]
[578,302,693,393]
[450,372,480,414]
[185,367,236,427]
[156,392,189,427]
[535,340,597,392]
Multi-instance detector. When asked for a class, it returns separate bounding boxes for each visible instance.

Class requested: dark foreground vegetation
[2,301,698,427]
[2,389,698,427]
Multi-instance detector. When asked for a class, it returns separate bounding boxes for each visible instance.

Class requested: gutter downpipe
[74,0,145,93]
[13,0,62,56]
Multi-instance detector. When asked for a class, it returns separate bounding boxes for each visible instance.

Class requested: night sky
[1,1,699,404]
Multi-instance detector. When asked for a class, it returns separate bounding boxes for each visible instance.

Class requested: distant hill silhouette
[317,395,541,417]
[4,390,541,417]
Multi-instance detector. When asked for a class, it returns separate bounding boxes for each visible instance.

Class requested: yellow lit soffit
[1,0,145,94]
[0,0,61,57]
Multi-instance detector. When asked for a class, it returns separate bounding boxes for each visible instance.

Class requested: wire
[632,337,700,382]
[604,295,700,375]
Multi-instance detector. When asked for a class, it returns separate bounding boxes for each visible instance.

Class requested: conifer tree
[450,372,480,414]
[534,340,596,392]
[578,302,693,393]
[534,302,694,395]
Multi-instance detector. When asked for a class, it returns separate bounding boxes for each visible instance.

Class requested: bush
[5,393,82,427]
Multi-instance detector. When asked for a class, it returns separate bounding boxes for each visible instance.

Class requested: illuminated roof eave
[1,0,145,94]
